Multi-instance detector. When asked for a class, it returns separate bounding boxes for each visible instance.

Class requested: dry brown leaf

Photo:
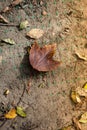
[1,0,22,13]
[42,10,47,16]
[11,0,23,7]
[75,50,87,61]
[29,42,61,71]
[73,117,82,130]
[27,29,44,39]
[2,6,11,13]
[0,15,9,23]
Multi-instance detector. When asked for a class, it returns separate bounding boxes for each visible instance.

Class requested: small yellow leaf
[19,20,29,30]
[4,89,10,95]
[2,38,16,45]
[71,91,81,103]
[16,107,26,117]
[83,83,87,90]
[5,108,17,119]
[79,112,87,123]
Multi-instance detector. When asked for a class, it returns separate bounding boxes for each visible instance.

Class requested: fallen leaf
[75,51,87,61]
[83,83,87,90]
[2,6,11,13]
[1,0,22,13]
[71,90,81,103]
[38,83,45,88]
[2,38,16,45]
[79,112,87,123]
[73,117,82,130]
[4,108,17,119]
[42,10,47,16]
[76,87,87,97]
[29,42,61,71]
[27,29,44,39]
[0,15,9,23]
[40,1,43,5]
[16,107,26,117]
[19,20,29,30]
[4,89,10,96]
[11,0,23,7]
[61,125,71,130]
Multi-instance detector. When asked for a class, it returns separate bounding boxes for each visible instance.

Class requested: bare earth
[0,0,87,130]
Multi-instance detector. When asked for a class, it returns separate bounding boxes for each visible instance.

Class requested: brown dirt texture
[0,0,87,130]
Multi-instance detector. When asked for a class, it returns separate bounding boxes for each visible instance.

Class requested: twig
[0,118,7,128]
[0,23,18,27]
[28,124,39,130]
[17,82,26,106]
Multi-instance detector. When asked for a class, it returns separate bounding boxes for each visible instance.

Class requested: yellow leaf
[4,108,17,119]
[19,20,29,30]
[83,83,87,90]
[16,107,26,117]
[79,112,87,123]
[2,38,16,45]
[4,89,10,95]
[71,91,81,103]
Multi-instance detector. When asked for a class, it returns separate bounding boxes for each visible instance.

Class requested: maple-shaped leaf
[29,42,61,71]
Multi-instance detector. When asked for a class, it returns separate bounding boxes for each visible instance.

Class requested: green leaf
[16,107,26,117]
[2,38,16,45]
[19,20,29,30]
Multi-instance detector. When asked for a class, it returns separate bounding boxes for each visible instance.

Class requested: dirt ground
[0,0,87,130]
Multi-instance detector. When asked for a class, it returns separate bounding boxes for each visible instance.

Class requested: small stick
[0,23,18,27]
